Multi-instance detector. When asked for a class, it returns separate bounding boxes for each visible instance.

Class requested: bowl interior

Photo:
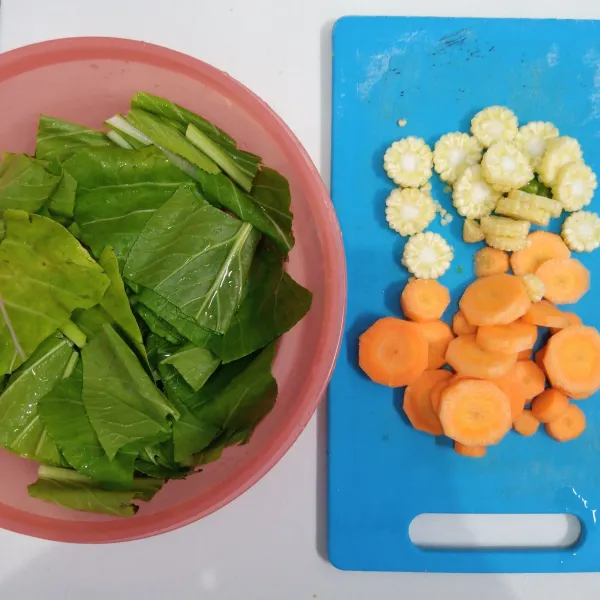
[0,38,345,542]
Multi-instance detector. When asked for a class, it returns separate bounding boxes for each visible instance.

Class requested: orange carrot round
[401,279,451,322]
[513,410,540,436]
[517,349,532,360]
[417,320,455,370]
[454,442,486,458]
[403,370,454,435]
[521,300,568,329]
[430,374,457,414]
[473,247,510,278]
[452,311,477,335]
[439,379,512,446]
[359,317,428,387]
[446,334,517,379]
[476,322,538,355]
[536,258,590,305]
[545,404,586,442]
[535,346,548,376]
[511,360,546,401]
[531,389,569,423]
[459,274,531,326]
[543,325,600,399]
[510,231,571,276]
[550,312,582,335]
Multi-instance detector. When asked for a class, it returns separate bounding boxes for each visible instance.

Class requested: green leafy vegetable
[0,334,73,464]
[0,210,109,375]
[46,160,77,218]
[28,465,163,517]
[69,146,190,265]
[161,344,220,392]
[38,362,137,486]
[124,184,260,334]
[36,115,115,162]
[82,324,179,459]
[133,303,186,345]
[208,245,312,362]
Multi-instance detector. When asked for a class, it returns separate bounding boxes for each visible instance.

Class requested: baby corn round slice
[385,188,436,236]
[495,196,552,226]
[471,106,519,148]
[463,219,485,243]
[553,162,597,212]
[383,137,433,187]
[514,121,559,169]
[452,165,502,219]
[520,274,545,303]
[485,234,528,252]
[481,142,534,193]
[538,136,583,187]
[507,190,562,218]
[480,215,530,238]
[562,210,600,252]
[433,132,482,183]
[402,232,454,279]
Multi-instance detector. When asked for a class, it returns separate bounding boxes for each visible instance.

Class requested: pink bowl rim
[0,36,346,544]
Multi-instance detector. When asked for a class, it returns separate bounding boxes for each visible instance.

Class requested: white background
[2,1,600,599]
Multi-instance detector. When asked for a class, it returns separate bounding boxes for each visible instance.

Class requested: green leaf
[161,344,220,392]
[28,465,163,517]
[126,109,220,175]
[82,324,179,459]
[135,440,191,480]
[131,91,236,148]
[46,161,77,218]
[36,115,115,162]
[0,210,110,375]
[0,153,61,213]
[0,334,73,464]
[38,362,137,487]
[208,245,312,362]
[68,146,190,265]
[133,303,186,345]
[124,184,260,334]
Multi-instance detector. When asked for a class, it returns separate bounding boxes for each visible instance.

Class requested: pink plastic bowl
[0,37,346,543]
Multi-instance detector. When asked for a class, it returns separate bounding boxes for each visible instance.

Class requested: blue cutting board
[328,16,600,573]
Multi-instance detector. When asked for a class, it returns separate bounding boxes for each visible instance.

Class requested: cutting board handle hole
[409,514,582,550]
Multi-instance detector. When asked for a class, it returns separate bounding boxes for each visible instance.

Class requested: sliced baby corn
[538,136,583,187]
[562,210,600,252]
[481,142,534,193]
[495,196,551,226]
[433,132,482,184]
[383,137,433,187]
[463,219,485,243]
[402,232,454,279]
[471,106,519,147]
[553,162,597,212]
[485,234,528,252]
[480,215,530,238]
[452,165,502,219]
[507,190,562,218]
[521,274,545,303]
[514,121,559,169]
[385,188,436,236]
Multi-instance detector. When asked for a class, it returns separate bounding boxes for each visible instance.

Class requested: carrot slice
[473,247,510,278]
[439,379,512,446]
[476,322,538,355]
[550,312,582,335]
[517,349,532,360]
[417,320,455,370]
[459,274,531,326]
[454,442,486,458]
[535,346,547,376]
[430,373,459,414]
[536,258,590,305]
[403,370,454,435]
[401,279,451,322]
[543,325,600,399]
[531,389,569,423]
[491,375,526,419]
[446,334,516,379]
[359,317,428,387]
[521,300,568,329]
[510,231,571,276]
[513,410,540,436]
[545,404,586,442]
[511,360,547,400]
[452,311,477,335]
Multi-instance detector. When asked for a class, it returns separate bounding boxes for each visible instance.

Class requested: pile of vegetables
[0,92,311,516]
[357,106,600,456]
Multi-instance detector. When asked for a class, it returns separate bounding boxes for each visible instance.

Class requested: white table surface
[2,1,600,598]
